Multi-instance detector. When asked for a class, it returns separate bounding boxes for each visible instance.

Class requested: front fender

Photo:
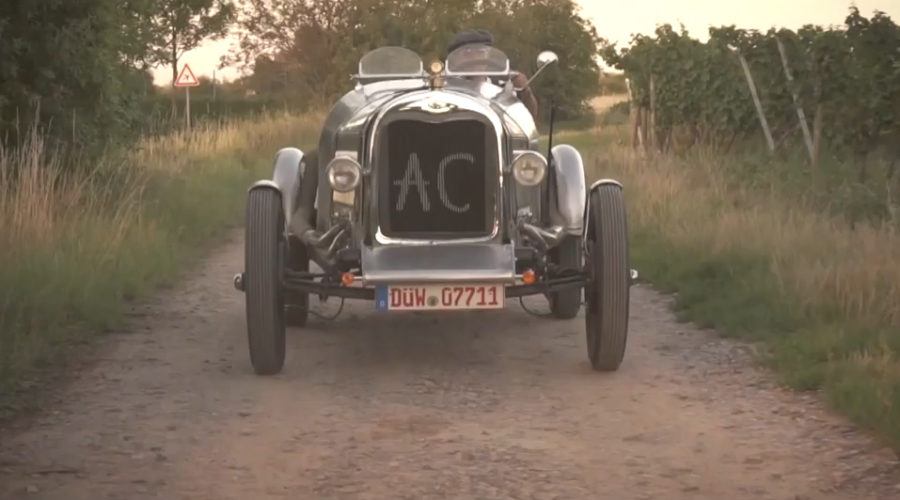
[581,179,624,240]
[548,144,587,235]
[248,147,305,234]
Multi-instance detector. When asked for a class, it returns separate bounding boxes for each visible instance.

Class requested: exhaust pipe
[518,220,565,252]
[298,223,348,272]
[289,205,349,272]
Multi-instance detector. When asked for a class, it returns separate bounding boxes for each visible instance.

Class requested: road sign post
[175,64,200,131]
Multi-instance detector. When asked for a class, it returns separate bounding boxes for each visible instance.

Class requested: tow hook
[233,273,245,292]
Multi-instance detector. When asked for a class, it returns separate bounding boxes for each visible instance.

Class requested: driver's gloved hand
[511,71,539,120]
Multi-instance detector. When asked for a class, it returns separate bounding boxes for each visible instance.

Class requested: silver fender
[581,178,625,241]
[248,147,305,234]
[548,144,587,235]
[582,179,637,283]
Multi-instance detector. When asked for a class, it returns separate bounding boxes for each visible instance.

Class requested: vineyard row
[599,6,899,175]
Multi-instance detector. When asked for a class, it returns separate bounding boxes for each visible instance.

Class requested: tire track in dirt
[1,230,898,500]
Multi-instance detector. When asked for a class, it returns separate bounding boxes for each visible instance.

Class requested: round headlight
[511,151,548,187]
[326,157,361,193]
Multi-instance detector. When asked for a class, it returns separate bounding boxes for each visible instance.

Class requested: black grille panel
[379,118,495,238]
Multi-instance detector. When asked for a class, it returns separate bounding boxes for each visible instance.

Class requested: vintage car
[233,44,636,375]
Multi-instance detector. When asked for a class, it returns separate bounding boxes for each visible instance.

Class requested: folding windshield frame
[443,44,512,78]
[355,46,427,80]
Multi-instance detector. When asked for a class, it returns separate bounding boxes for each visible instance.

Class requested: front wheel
[584,184,630,371]
[245,188,287,375]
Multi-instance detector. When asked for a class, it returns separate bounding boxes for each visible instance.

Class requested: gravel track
[1,230,898,500]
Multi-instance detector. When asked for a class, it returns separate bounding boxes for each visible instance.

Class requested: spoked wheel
[284,236,309,327]
[547,235,583,319]
[244,188,287,375]
[584,184,630,371]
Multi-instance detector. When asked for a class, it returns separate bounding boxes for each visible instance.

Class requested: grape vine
[599,6,900,171]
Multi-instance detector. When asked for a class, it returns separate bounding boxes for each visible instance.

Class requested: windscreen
[358,47,424,77]
[445,44,510,76]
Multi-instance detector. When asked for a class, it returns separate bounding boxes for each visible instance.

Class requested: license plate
[375,283,505,311]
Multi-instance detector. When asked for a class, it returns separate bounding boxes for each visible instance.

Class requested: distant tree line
[226,0,603,122]
[1,0,236,154]
[0,0,604,159]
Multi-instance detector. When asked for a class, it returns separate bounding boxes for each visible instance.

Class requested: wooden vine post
[734,47,775,153]
[649,74,657,153]
[812,76,824,173]
[775,36,815,164]
[812,103,823,171]
[626,78,641,151]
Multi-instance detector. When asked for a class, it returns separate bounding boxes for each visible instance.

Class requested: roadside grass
[0,112,321,414]
[565,124,900,451]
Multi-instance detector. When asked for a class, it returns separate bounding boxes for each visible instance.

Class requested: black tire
[284,236,309,327]
[245,188,286,375]
[584,184,630,371]
[548,235,583,319]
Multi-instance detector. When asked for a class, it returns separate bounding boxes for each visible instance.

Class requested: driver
[446,29,539,119]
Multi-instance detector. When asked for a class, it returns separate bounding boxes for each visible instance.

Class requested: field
[566,111,900,451]
[585,7,900,449]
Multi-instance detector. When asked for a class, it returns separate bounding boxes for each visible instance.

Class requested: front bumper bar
[233,269,591,300]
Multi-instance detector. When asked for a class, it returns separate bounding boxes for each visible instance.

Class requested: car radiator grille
[378,118,496,239]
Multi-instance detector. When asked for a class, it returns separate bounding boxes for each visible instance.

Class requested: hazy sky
[152,0,900,85]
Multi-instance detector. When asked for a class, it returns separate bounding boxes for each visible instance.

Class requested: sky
[151,0,900,86]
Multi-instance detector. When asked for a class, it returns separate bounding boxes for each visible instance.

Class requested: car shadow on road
[278,299,597,380]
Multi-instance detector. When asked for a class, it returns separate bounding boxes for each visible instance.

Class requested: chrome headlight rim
[326,157,362,193]
[511,151,548,187]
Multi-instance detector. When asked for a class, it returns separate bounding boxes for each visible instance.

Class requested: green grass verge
[633,224,900,450]
[566,126,900,452]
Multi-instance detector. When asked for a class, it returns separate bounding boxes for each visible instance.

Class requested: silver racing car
[233,44,636,375]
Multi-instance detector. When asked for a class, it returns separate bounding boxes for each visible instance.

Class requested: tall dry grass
[577,125,900,449]
[620,147,900,329]
[0,111,322,410]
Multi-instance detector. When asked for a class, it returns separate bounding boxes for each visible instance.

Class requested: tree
[0,0,157,153]
[139,0,236,116]
[473,0,604,120]
[226,0,603,118]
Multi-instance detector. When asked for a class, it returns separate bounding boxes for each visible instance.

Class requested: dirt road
[1,231,898,500]
[590,94,628,115]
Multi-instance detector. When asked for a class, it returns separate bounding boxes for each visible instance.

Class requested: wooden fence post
[812,103,823,171]
[775,36,814,163]
[649,74,657,152]
[626,78,640,150]
[811,75,824,173]
[735,48,775,153]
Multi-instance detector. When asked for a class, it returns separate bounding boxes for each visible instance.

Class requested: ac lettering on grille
[393,153,430,212]
[437,153,473,213]
[394,153,474,213]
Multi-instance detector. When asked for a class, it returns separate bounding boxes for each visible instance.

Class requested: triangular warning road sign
[175,64,200,87]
